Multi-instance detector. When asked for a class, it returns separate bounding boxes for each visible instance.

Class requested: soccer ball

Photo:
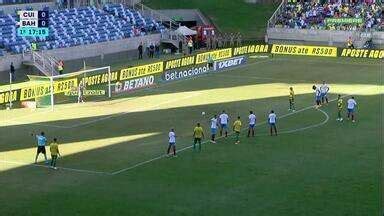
[201,111,206,116]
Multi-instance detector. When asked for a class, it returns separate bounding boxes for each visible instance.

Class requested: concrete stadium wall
[0,33,161,73]
[267,28,384,48]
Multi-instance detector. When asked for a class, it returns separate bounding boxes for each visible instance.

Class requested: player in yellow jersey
[289,87,295,112]
[193,123,204,152]
[337,95,343,122]
[49,138,61,170]
[233,116,242,144]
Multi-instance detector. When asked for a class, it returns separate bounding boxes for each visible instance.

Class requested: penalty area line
[0,160,111,175]
[111,87,374,175]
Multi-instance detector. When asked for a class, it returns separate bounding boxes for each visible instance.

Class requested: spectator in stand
[273,0,382,31]
[10,62,15,82]
[138,42,143,59]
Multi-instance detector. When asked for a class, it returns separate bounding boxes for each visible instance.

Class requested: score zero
[18,11,49,28]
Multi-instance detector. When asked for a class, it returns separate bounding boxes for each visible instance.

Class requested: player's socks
[225,132,228,137]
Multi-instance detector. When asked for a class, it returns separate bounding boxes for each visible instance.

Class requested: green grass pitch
[0,56,383,215]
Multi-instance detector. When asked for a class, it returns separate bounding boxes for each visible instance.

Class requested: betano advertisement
[271,44,337,57]
[113,75,156,94]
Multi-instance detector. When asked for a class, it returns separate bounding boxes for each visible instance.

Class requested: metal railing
[23,50,59,76]
[267,0,287,28]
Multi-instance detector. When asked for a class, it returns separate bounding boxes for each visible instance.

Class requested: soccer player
[219,110,229,137]
[268,110,277,136]
[78,80,85,103]
[233,116,242,144]
[193,123,204,152]
[50,138,61,169]
[167,128,177,157]
[33,131,48,164]
[320,81,330,104]
[289,87,295,112]
[347,96,357,122]
[210,115,218,143]
[247,111,256,137]
[337,95,343,122]
[313,85,321,108]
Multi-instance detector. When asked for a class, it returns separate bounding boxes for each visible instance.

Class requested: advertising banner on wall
[162,65,210,82]
[213,56,247,71]
[119,62,163,81]
[113,75,156,94]
[233,45,270,56]
[164,56,196,71]
[271,44,337,57]
[195,48,232,64]
[339,48,384,59]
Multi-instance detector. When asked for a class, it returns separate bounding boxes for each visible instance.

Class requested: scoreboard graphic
[17,10,49,37]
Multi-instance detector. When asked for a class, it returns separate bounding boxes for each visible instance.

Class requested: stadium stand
[0,0,50,5]
[273,1,382,31]
[0,3,166,54]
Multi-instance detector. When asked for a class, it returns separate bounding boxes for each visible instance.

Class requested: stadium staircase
[22,50,60,76]
[130,3,186,48]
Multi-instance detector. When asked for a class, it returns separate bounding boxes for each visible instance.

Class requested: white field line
[111,87,373,175]
[0,160,110,175]
[254,108,329,137]
[2,86,373,176]
[0,59,273,129]
[65,92,203,129]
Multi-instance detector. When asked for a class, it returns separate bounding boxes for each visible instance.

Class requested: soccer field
[0,56,383,215]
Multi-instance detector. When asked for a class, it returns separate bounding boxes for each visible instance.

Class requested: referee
[33,132,48,164]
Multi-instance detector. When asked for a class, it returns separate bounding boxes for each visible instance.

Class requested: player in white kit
[167,128,177,157]
[320,81,330,104]
[247,111,256,137]
[347,96,357,122]
[210,115,219,143]
[219,110,229,137]
[268,110,277,136]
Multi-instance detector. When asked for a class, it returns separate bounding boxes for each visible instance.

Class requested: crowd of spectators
[273,0,383,31]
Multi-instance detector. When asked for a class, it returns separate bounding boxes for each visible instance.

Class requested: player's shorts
[51,155,58,160]
[221,124,228,129]
[211,128,217,135]
[249,124,255,128]
[321,92,327,97]
[269,122,276,127]
[235,131,240,135]
[316,96,321,101]
[194,138,202,144]
[348,108,354,113]
[289,98,294,102]
[169,142,175,146]
[37,146,46,154]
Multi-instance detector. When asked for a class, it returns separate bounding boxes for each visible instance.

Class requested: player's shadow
[0,93,380,164]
